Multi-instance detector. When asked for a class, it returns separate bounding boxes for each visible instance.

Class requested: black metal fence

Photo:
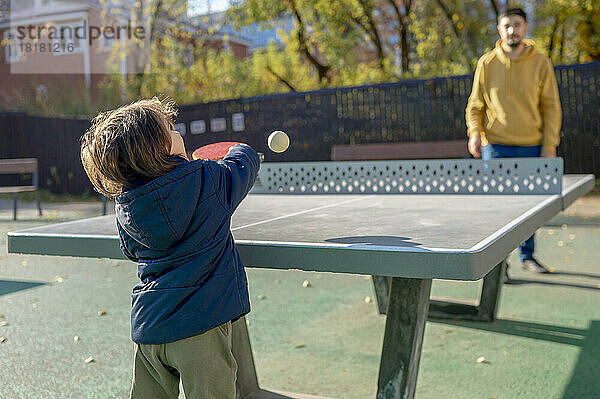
[178,61,600,171]
[1,62,598,194]
[0,112,91,194]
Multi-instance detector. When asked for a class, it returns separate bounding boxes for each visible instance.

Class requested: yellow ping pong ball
[268,130,290,153]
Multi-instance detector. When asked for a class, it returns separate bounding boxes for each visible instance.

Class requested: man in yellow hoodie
[466,7,562,278]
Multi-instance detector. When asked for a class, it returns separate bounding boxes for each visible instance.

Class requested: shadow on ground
[545,215,600,226]
[433,318,600,398]
[0,279,46,296]
[507,278,600,292]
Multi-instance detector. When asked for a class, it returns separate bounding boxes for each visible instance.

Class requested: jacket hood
[494,39,537,63]
[115,160,204,251]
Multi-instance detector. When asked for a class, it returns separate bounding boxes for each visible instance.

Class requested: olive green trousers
[130,321,237,399]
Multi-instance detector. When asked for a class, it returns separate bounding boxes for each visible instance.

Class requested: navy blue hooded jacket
[115,144,260,344]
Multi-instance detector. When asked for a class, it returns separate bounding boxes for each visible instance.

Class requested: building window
[185,44,194,67]
[53,23,84,55]
[99,32,115,51]
[3,30,22,64]
[36,85,48,103]
[35,0,51,9]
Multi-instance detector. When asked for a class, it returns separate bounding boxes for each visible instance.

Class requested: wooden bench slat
[331,140,469,161]
[0,186,37,193]
[0,158,42,219]
[0,158,38,174]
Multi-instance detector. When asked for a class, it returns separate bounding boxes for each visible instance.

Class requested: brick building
[0,0,250,108]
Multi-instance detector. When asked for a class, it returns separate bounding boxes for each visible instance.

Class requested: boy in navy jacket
[80,98,260,399]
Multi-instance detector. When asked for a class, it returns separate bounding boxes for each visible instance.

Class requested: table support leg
[428,260,506,322]
[377,278,432,399]
[371,275,392,315]
[373,261,506,322]
[477,260,506,322]
[232,317,295,399]
[233,317,260,398]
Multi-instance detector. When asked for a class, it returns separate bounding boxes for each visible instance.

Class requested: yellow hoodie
[466,40,561,152]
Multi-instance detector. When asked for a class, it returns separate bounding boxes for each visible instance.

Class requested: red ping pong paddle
[191,142,264,162]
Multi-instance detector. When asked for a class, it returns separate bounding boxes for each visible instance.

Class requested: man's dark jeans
[482,143,542,261]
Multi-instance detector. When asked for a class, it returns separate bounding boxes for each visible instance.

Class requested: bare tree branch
[488,0,500,21]
[266,65,297,92]
[547,14,560,58]
[289,0,331,82]
[433,0,475,72]
[355,0,385,71]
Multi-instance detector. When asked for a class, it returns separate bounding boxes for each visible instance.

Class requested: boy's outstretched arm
[210,144,261,212]
[116,219,139,262]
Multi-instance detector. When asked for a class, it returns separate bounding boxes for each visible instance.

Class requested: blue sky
[188,0,231,15]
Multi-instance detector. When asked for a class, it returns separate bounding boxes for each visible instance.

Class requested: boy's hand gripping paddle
[191,142,264,162]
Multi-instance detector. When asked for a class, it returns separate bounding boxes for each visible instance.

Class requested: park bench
[0,158,42,220]
[331,139,469,161]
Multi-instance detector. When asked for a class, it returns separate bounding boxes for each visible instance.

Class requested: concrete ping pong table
[7,158,595,399]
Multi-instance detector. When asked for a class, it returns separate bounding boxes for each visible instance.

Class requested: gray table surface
[8,175,594,281]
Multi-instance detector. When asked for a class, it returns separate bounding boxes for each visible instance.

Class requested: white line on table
[232,195,375,231]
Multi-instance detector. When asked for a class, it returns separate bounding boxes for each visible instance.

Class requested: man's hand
[468,136,482,158]
[541,149,556,158]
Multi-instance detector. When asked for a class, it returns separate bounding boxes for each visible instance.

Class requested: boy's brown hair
[81,98,180,198]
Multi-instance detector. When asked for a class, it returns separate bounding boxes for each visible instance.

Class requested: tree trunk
[547,15,560,60]
[386,0,412,74]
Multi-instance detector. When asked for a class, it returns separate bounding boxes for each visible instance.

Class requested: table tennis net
[251,158,563,195]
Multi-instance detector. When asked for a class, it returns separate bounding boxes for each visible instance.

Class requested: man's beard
[507,36,521,47]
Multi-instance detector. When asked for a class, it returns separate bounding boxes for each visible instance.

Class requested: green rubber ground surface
[0,199,598,398]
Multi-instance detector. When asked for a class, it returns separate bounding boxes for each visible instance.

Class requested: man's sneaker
[520,258,550,273]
